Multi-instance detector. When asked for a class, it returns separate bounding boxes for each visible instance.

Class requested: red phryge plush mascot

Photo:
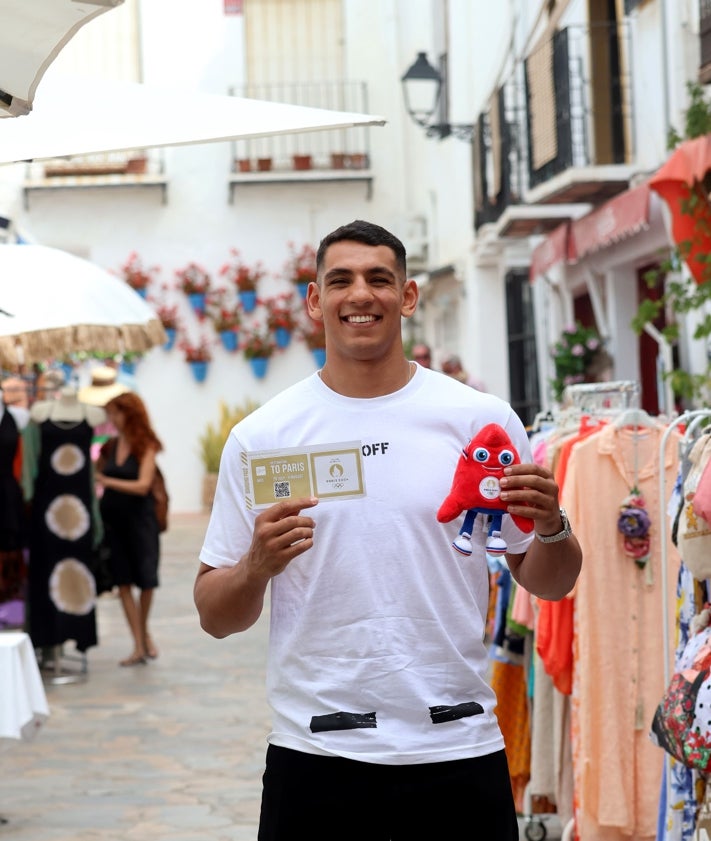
[437,423,535,557]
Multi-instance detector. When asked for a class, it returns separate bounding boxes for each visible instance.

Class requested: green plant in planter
[198,399,259,473]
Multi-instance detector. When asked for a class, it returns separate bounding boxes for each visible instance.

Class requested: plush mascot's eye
[474,447,490,463]
[498,449,515,467]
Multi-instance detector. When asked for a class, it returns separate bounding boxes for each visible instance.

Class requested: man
[194,220,581,840]
[441,352,486,391]
[411,341,432,368]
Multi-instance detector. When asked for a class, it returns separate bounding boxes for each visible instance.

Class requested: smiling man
[194,220,581,840]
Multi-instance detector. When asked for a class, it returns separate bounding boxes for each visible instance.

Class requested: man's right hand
[245,496,319,580]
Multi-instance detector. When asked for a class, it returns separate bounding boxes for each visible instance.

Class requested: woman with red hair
[95,392,163,666]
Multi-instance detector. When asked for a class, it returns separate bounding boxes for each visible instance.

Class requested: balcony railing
[228,81,372,178]
[474,21,634,230]
[524,22,634,198]
[23,149,168,208]
[474,69,526,229]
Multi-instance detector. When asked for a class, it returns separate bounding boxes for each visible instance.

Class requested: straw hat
[77,366,130,406]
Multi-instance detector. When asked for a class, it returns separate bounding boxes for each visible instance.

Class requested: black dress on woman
[28,419,97,652]
[99,441,159,591]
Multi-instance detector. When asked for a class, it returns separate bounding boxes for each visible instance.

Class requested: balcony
[228,81,374,201]
[22,150,168,209]
[523,23,635,205]
[474,21,636,236]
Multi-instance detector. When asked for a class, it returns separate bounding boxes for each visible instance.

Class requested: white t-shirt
[200,366,534,765]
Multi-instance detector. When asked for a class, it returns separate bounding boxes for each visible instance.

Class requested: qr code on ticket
[274,481,291,499]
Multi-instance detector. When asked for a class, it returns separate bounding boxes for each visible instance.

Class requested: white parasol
[0,243,166,369]
[0,0,123,118]
[0,74,386,165]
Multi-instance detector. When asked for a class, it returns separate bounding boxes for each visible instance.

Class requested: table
[0,631,49,742]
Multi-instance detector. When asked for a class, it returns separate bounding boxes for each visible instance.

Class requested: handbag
[150,466,169,533]
[650,615,711,773]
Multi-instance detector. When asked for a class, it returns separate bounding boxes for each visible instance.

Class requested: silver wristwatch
[535,507,572,543]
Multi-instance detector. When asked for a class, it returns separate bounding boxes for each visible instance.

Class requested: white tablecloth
[0,632,49,742]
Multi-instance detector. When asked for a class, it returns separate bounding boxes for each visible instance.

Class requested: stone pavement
[1,512,561,841]
[2,513,268,841]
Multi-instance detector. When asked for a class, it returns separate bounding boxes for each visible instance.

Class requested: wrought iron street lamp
[400,51,474,142]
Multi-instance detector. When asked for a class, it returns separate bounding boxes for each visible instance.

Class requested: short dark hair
[316,220,407,275]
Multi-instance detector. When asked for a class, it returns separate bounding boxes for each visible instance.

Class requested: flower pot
[311,348,326,368]
[295,281,310,300]
[163,327,177,351]
[121,360,136,375]
[189,360,209,383]
[126,156,148,174]
[249,356,269,379]
[238,289,257,313]
[274,327,291,349]
[347,153,367,170]
[133,287,147,299]
[220,330,239,352]
[257,157,273,172]
[236,158,252,173]
[292,154,313,171]
[330,153,347,169]
[188,292,206,315]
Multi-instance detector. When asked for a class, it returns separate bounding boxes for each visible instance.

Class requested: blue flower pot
[274,327,291,349]
[296,282,310,300]
[134,287,147,299]
[163,328,177,351]
[239,290,257,313]
[190,360,209,382]
[188,292,206,315]
[121,360,136,375]
[249,356,269,379]
[220,330,238,352]
[311,348,326,368]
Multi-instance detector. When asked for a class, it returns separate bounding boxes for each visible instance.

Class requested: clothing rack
[562,379,640,413]
[555,380,642,841]
[658,408,711,832]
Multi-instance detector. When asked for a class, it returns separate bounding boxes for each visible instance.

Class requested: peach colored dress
[564,423,681,840]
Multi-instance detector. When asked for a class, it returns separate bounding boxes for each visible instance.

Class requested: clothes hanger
[613,407,657,430]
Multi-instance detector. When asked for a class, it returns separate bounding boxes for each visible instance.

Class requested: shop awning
[529,220,572,280]
[568,183,650,262]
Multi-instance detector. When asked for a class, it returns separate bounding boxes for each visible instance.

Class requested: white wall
[11,0,459,513]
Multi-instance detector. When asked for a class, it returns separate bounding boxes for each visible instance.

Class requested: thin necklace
[318,361,415,390]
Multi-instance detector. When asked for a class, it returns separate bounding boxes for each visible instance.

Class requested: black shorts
[257,744,519,840]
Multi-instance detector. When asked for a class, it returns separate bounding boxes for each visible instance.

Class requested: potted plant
[241,325,276,378]
[549,321,605,403]
[302,321,327,367]
[176,262,212,315]
[117,251,156,298]
[180,335,214,382]
[206,287,241,351]
[154,303,180,350]
[219,248,266,313]
[285,242,318,299]
[198,399,260,510]
[265,293,298,349]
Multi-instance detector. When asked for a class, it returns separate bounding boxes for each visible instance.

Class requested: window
[506,269,540,427]
[244,0,343,86]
